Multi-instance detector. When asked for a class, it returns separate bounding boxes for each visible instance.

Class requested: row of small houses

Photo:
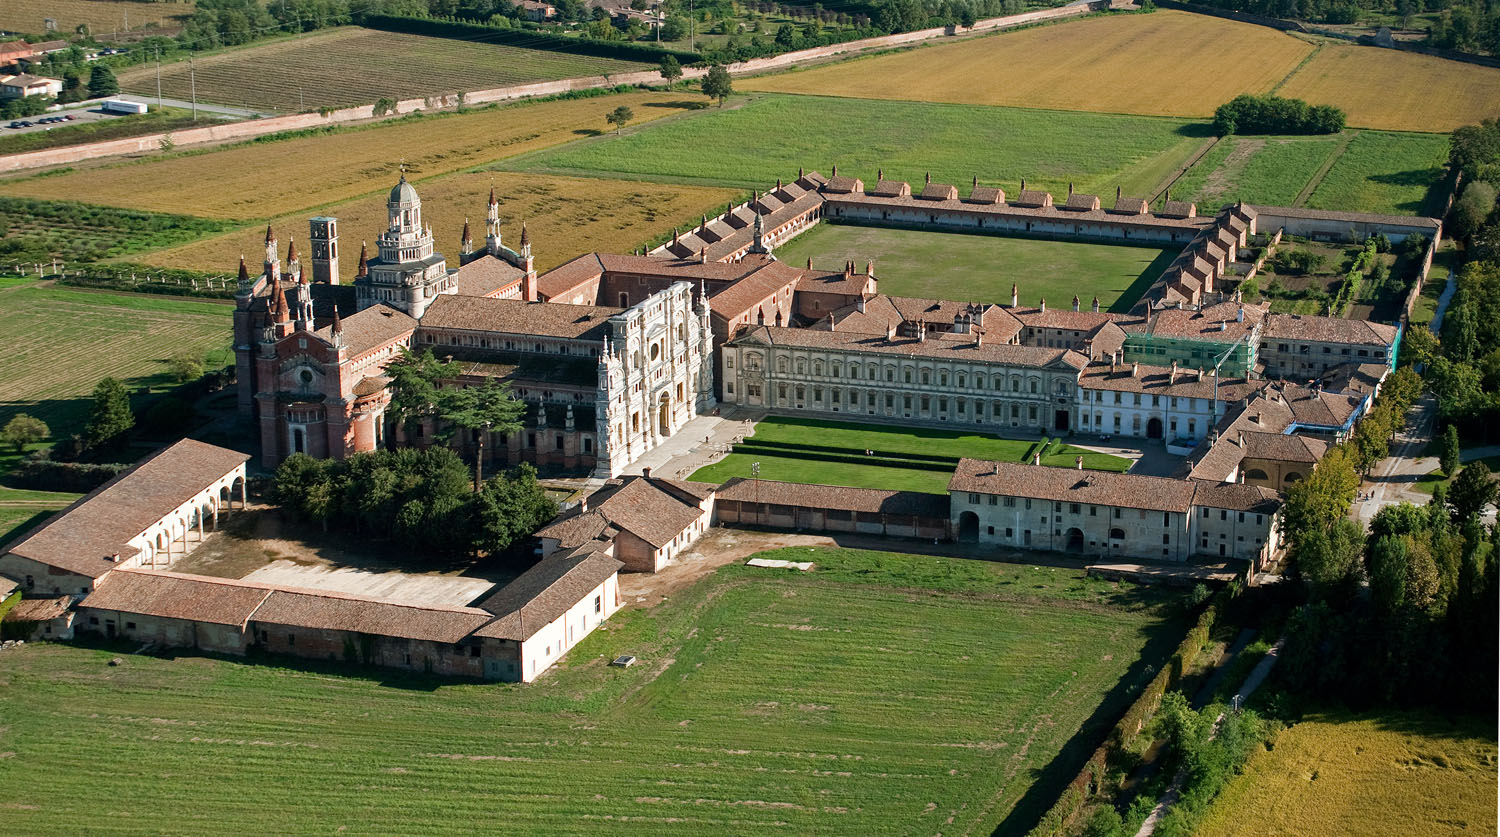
[2,438,1289,682]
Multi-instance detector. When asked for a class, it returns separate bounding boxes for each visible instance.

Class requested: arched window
[957,373,966,388]
[777,356,788,373]
[1244,468,1269,481]
[939,371,948,386]
[814,361,824,376]
[796,358,807,375]
[1110,528,1125,540]
[921,370,931,385]
[1284,472,1303,484]
[1030,379,1039,394]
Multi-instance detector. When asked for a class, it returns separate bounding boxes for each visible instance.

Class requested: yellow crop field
[0,92,702,221]
[1278,44,1500,132]
[1196,710,1498,837]
[741,11,1312,118]
[141,171,740,279]
[0,0,191,38]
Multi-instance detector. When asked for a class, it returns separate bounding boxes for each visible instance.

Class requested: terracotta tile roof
[535,509,613,549]
[1063,193,1101,211]
[536,253,605,299]
[1161,200,1197,219]
[1078,361,1267,402]
[474,548,623,641]
[1011,307,1115,332]
[314,303,416,357]
[571,476,711,549]
[1282,384,1361,428]
[1318,361,1390,395]
[1143,302,1265,342]
[251,587,493,643]
[81,569,271,626]
[1246,204,1440,230]
[730,325,1088,370]
[716,478,949,516]
[966,186,1004,205]
[420,295,622,340]
[1189,481,1282,513]
[799,269,875,297]
[827,295,1016,338]
[454,255,523,298]
[871,179,911,198]
[950,459,1196,512]
[823,176,863,194]
[707,263,800,321]
[1013,189,1053,208]
[823,192,1210,232]
[0,576,15,598]
[3,596,71,623]
[4,440,249,579]
[1112,196,1149,215]
[918,183,959,201]
[1262,313,1399,347]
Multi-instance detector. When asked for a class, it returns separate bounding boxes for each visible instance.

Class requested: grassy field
[688,416,1130,493]
[1195,708,1497,837]
[0,545,1186,834]
[117,27,652,112]
[1305,131,1452,216]
[774,223,1177,312]
[1171,135,1344,209]
[1277,43,1500,132]
[740,11,1312,119]
[0,284,231,438]
[141,170,740,278]
[0,197,233,265]
[0,91,706,221]
[508,93,1210,199]
[0,0,191,35]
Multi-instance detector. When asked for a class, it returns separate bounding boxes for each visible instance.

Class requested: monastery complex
[1,168,1437,682]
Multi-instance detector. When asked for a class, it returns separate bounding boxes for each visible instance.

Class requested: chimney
[855,295,866,313]
[973,175,978,189]
[917,323,927,343]
[878,167,883,181]
[807,257,812,269]
[1039,297,1046,313]
[975,332,983,348]
[1197,366,1204,381]
[1116,185,1122,201]
[1021,177,1026,191]
[1068,181,1074,197]
[1076,456,1083,470]
[1072,295,1080,312]
[1011,283,1018,307]
[1237,305,1244,322]
[1110,355,1117,374]
[642,466,652,478]
[1219,320,1227,331]
[828,313,836,331]
[866,260,874,276]
[1132,362,1139,377]
[1033,452,1041,466]
[1171,360,1178,381]
[925,171,932,185]
[1092,296,1100,313]
[1236,433,1244,448]
[832,163,838,177]
[886,322,897,340]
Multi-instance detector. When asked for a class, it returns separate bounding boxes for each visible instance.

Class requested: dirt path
[617,527,834,608]
[1197,138,1263,204]
[1148,136,1222,204]
[1292,129,1357,207]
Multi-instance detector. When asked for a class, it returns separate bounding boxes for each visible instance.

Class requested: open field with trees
[0,91,705,221]
[688,417,1130,492]
[774,223,1177,311]
[740,11,1312,118]
[141,170,740,278]
[1277,44,1500,133]
[117,27,654,112]
[0,283,230,439]
[0,0,192,36]
[0,197,232,266]
[1171,135,1344,209]
[0,545,1185,834]
[1194,709,1498,837]
[510,93,1208,198]
[1305,130,1453,216]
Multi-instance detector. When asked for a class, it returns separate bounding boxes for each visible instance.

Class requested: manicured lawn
[1305,131,1451,217]
[1195,708,1497,837]
[688,417,1131,493]
[508,93,1209,200]
[774,222,1177,312]
[1411,454,1500,495]
[0,545,1185,834]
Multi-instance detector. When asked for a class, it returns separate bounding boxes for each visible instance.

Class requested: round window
[649,343,661,361]
[299,369,314,385]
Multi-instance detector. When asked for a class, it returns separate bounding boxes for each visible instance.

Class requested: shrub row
[730,443,956,472]
[1027,580,1243,837]
[9,460,129,493]
[1212,94,1345,136]
[1330,239,1379,315]
[359,15,704,65]
[744,437,962,464]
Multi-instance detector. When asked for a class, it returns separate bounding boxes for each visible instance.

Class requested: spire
[356,241,368,277]
[270,277,288,323]
[237,255,249,287]
[461,217,472,255]
[748,208,769,255]
[264,224,274,244]
[286,236,298,266]
[519,220,530,250]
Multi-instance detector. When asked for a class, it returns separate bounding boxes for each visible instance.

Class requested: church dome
[389,175,419,206]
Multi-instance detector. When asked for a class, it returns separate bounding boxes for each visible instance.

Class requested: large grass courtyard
[688,416,1131,494]
[774,223,1177,312]
[0,545,1185,834]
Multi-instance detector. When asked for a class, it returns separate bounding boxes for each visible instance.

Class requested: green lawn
[1412,454,1500,495]
[506,93,1208,198]
[1172,134,1344,209]
[0,545,1183,834]
[774,222,1177,312]
[0,284,232,440]
[688,417,1131,493]
[1305,130,1451,216]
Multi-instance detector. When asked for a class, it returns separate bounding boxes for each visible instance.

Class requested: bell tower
[309,216,340,285]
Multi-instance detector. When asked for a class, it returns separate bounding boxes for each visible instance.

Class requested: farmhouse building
[535,472,716,572]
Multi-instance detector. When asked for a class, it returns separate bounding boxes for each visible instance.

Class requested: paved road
[114,93,266,118]
[1429,267,1457,333]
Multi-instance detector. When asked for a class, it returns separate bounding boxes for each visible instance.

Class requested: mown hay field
[0,92,705,221]
[142,171,741,279]
[773,222,1177,312]
[1196,709,1497,837]
[0,284,230,436]
[1306,130,1451,216]
[118,27,652,112]
[510,93,1208,199]
[0,546,1184,834]
[0,0,191,37]
[1172,135,1343,209]
[1278,43,1500,132]
[740,11,1312,118]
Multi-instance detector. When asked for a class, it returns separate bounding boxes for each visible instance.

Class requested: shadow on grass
[1108,246,1182,314]
[641,100,710,110]
[573,128,604,137]
[66,633,490,691]
[991,610,1194,836]
[0,509,60,544]
[1174,122,1217,139]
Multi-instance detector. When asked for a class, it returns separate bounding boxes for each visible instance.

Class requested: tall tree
[384,347,461,442]
[87,65,119,98]
[1440,424,1461,476]
[701,64,732,107]
[434,377,526,490]
[1,413,48,452]
[1448,461,1498,523]
[84,377,134,451]
[658,53,682,83]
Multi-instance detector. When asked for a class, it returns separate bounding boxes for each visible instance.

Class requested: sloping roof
[1161,200,1197,218]
[420,294,622,340]
[313,303,415,357]
[1078,361,1266,402]
[1189,481,1282,513]
[1112,196,1149,215]
[250,588,493,643]
[716,478,948,516]
[730,324,1088,370]
[822,176,863,194]
[474,548,623,641]
[1013,189,1053,208]
[80,569,271,627]
[454,255,524,298]
[1282,384,1362,428]
[1063,193,1101,211]
[3,596,70,623]
[1242,430,1326,463]
[1262,313,1399,347]
[534,509,614,549]
[918,183,959,201]
[950,459,1196,512]
[871,179,911,198]
[538,476,711,551]
[707,262,800,322]
[4,440,249,579]
[966,186,1004,205]
[1246,204,1440,231]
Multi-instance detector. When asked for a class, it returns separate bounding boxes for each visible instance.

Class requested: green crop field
[0,546,1184,834]
[0,284,232,439]
[508,93,1210,199]
[688,416,1130,493]
[774,223,1178,312]
[0,197,233,266]
[1171,135,1344,210]
[1305,131,1452,216]
[117,27,653,112]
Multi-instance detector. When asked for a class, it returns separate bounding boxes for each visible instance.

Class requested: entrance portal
[958,511,979,543]
[1147,417,1163,439]
[657,394,671,437]
[1065,527,1085,552]
[1054,410,1069,432]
